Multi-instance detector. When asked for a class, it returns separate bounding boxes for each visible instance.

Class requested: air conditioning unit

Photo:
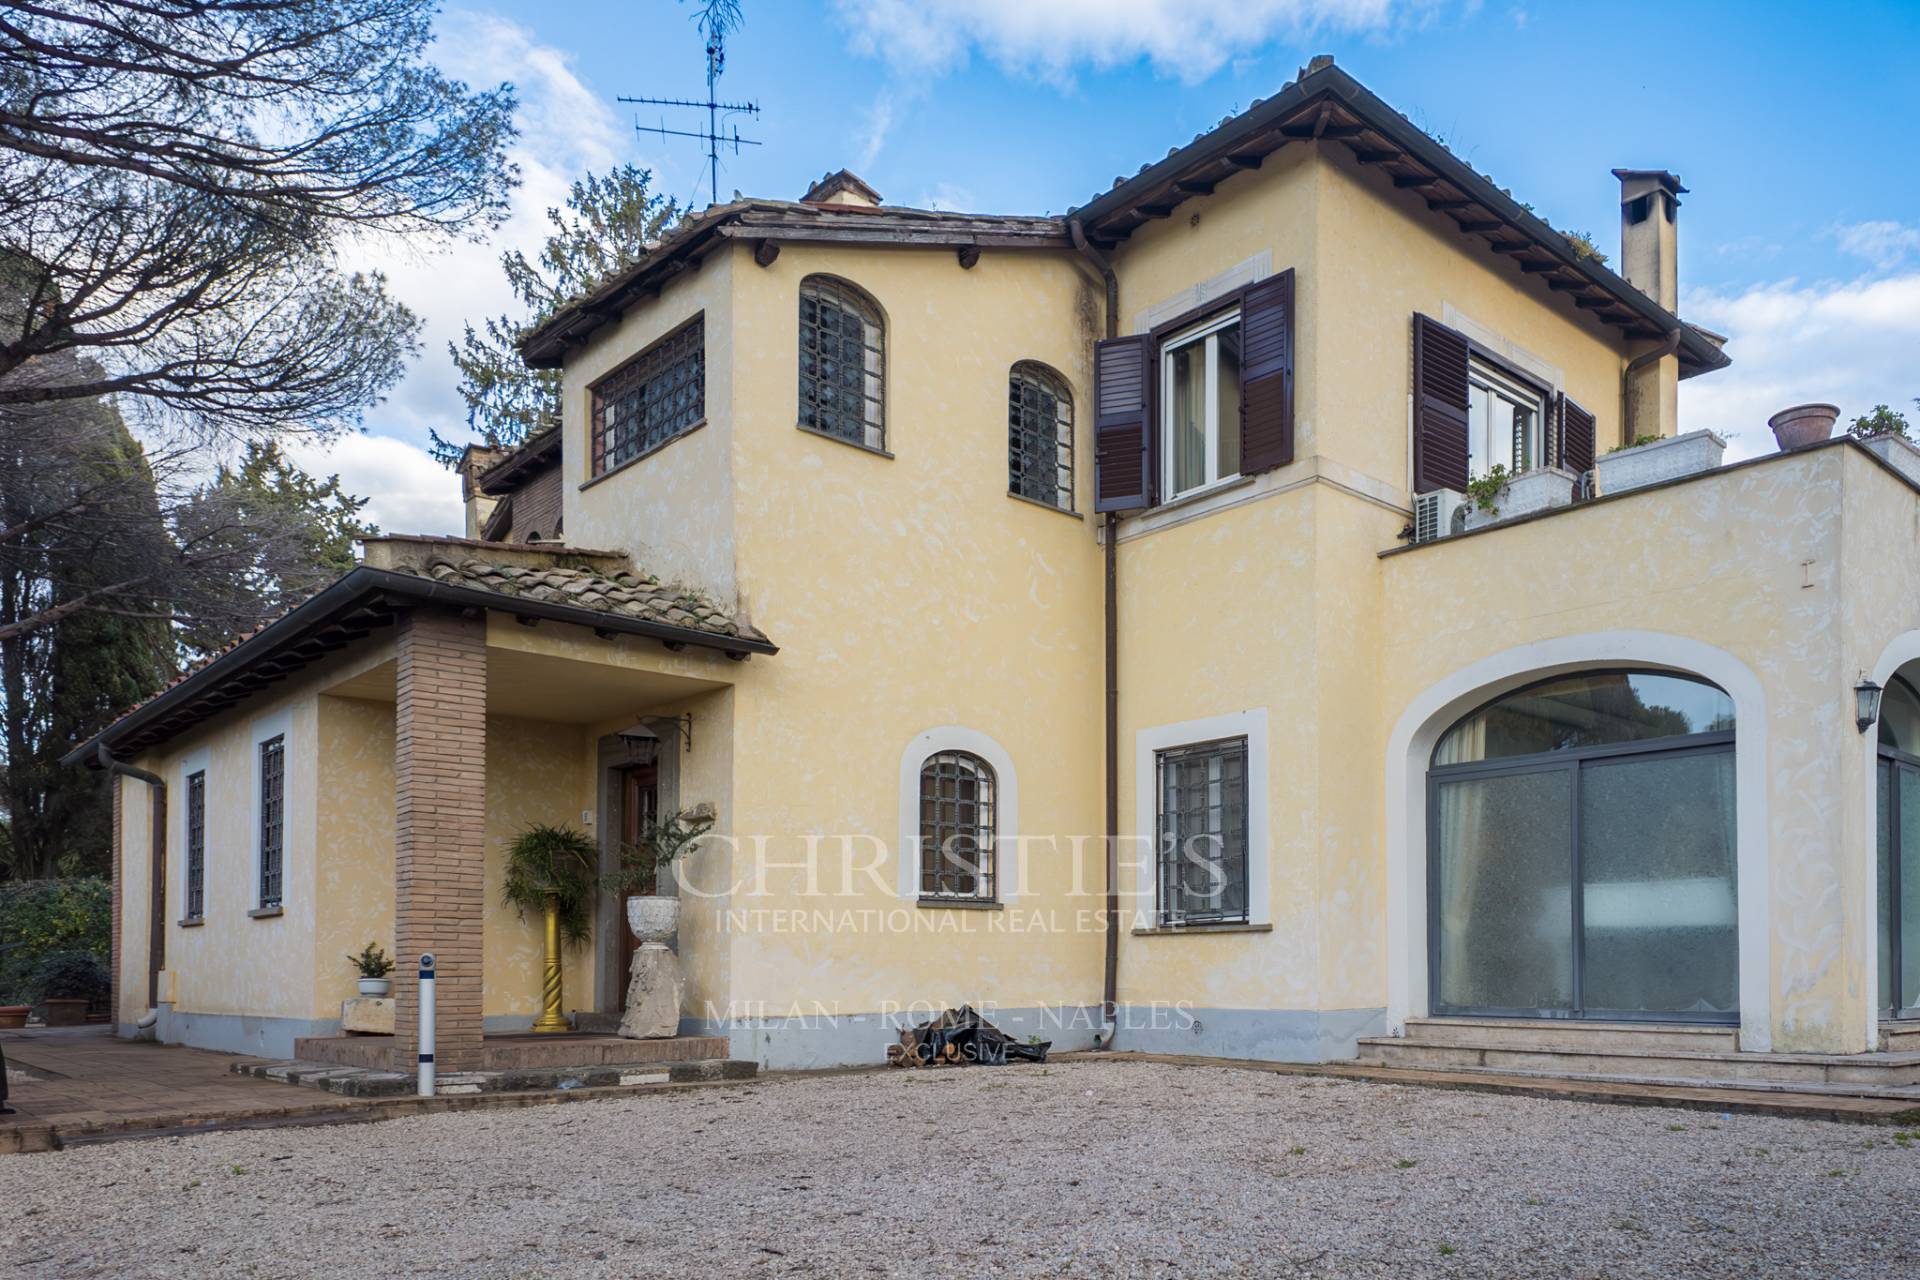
[1413,489,1468,543]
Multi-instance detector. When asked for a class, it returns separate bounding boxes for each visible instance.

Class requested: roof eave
[66,567,777,768]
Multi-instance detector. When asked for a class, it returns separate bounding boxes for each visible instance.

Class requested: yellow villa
[70,60,1920,1086]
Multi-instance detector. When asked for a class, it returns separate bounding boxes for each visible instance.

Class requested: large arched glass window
[1430,670,1737,1023]
[799,276,885,451]
[1878,671,1920,1016]
[1008,361,1074,511]
[919,750,996,901]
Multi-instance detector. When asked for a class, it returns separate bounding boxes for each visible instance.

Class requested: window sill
[1131,921,1270,937]
[917,897,1003,911]
[1006,491,1081,520]
[248,906,284,920]
[177,917,205,929]
[578,420,707,492]
[797,423,892,459]
[1157,473,1254,514]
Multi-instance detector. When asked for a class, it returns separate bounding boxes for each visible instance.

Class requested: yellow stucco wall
[717,238,1108,1027]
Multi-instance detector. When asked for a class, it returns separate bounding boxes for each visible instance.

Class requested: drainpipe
[98,745,166,1021]
[1621,328,1682,449]
[1071,219,1122,1049]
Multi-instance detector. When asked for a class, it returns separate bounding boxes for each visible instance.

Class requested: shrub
[0,878,110,1004]
[29,949,111,1013]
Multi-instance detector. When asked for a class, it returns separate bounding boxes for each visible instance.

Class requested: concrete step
[1349,1057,1920,1105]
[1401,1016,1738,1054]
[1357,1036,1920,1087]
[291,1032,731,1072]
[233,1056,756,1098]
[1880,1022,1920,1053]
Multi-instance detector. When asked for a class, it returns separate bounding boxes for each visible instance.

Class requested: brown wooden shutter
[1559,393,1596,475]
[1239,268,1295,475]
[1411,313,1470,493]
[1094,334,1153,512]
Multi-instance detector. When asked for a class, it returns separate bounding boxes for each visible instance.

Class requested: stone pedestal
[342,996,396,1035]
[618,944,683,1040]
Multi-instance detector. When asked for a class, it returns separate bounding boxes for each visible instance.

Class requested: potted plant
[503,823,600,1033]
[348,942,395,997]
[0,999,27,1030]
[1769,403,1840,450]
[30,950,109,1027]
[1595,429,1728,496]
[1849,403,1920,487]
[607,803,716,945]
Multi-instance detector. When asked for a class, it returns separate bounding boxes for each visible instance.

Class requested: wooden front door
[618,764,659,1010]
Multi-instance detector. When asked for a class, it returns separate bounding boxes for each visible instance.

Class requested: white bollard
[417,952,436,1097]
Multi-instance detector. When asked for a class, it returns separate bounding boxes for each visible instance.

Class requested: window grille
[799,277,885,449]
[1156,738,1249,925]
[259,736,284,909]
[590,316,705,476]
[1009,361,1074,510]
[919,750,996,900]
[185,771,206,920]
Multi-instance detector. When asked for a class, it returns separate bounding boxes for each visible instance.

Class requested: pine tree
[439,166,680,462]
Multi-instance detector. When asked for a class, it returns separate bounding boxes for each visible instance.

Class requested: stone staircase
[1354,1017,1920,1100]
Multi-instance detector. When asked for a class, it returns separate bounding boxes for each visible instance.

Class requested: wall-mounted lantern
[1857,680,1885,735]
[618,714,694,765]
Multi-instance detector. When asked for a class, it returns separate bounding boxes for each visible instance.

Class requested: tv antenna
[619,1,760,208]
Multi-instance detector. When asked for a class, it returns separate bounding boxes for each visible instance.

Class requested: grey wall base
[684,1005,1106,1071]
[1110,1005,1386,1062]
[148,1006,341,1059]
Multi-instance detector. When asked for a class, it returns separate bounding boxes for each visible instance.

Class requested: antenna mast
[619,1,759,207]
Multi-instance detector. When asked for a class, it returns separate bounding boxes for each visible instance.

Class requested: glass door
[1879,756,1920,1018]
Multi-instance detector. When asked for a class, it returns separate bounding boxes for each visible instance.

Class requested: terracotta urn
[626,895,681,946]
[0,1004,28,1029]
[1768,403,1840,450]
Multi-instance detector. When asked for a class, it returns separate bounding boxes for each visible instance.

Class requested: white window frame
[175,747,210,923]
[249,709,292,915]
[1133,709,1270,928]
[897,727,1021,904]
[1466,353,1548,479]
[1159,309,1242,502]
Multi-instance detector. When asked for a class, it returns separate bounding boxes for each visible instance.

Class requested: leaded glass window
[919,750,995,901]
[1009,361,1074,510]
[799,276,885,450]
[590,315,705,476]
[1156,738,1249,925]
[259,736,284,909]
[185,770,206,921]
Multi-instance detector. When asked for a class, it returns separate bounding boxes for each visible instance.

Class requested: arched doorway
[1429,669,1738,1022]
[1877,669,1920,1018]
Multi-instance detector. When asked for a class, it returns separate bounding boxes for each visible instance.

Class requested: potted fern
[608,803,716,945]
[503,823,599,1033]
[348,942,395,997]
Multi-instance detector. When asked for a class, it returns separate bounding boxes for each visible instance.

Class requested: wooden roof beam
[1224,153,1264,170]
[1394,175,1440,190]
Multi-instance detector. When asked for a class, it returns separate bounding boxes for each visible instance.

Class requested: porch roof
[65,539,776,767]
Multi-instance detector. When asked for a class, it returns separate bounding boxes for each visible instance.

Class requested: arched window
[919,750,996,901]
[1430,670,1737,1023]
[799,276,885,451]
[1878,671,1920,1015]
[1008,361,1074,510]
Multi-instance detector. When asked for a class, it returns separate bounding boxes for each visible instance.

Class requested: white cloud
[856,89,897,170]
[347,9,628,446]
[1679,271,1920,460]
[833,0,1428,85]
[1834,220,1920,271]
[286,434,464,536]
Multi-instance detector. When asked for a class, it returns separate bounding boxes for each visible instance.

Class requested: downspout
[98,744,166,1024]
[1621,327,1682,449]
[1071,219,1122,1048]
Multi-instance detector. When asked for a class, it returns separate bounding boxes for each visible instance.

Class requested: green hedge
[0,877,110,1005]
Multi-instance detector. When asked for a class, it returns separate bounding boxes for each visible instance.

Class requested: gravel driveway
[3,1059,1917,1278]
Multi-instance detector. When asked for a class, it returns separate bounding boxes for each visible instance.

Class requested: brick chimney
[800,169,883,208]
[455,444,507,540]
[1614,169,1686,442]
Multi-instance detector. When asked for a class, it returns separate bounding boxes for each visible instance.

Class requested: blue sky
[331,0,1920,531]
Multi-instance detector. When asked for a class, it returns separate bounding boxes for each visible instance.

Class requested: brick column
[393,609,487,1071]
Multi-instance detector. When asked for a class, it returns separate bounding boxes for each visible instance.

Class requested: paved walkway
[2,1026,367,1151]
